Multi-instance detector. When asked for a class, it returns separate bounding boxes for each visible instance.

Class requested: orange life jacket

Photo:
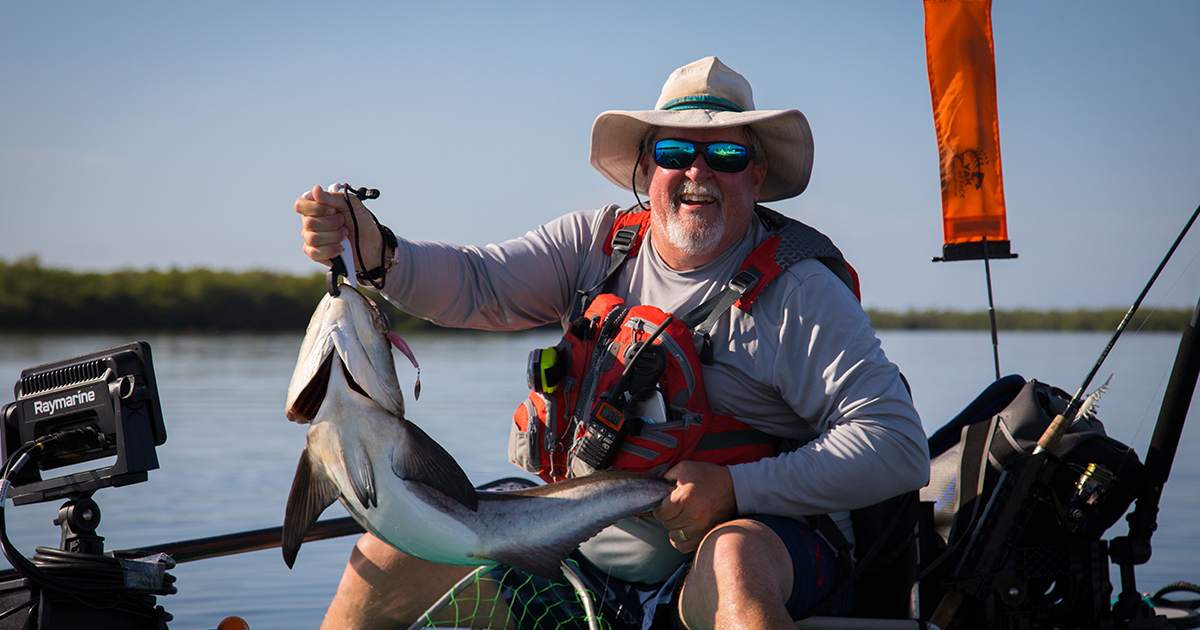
[509,206,858,483]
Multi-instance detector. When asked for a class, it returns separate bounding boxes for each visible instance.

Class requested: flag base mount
[933,240,1018,263]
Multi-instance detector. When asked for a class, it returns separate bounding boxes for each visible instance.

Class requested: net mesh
[411,563,611,630]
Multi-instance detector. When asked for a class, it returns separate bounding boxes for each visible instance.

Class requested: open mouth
[678,192,718,206]
[673,180,723,211]
[286,352,370,422]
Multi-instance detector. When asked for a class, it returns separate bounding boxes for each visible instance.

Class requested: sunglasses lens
[653,140,750,173]
[705,143,750,172]
[654,140,697,169]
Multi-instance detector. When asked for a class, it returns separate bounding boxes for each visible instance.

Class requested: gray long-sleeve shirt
[380,204,929,580]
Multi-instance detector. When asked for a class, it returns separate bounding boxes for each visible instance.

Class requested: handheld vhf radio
[573,316,672,471]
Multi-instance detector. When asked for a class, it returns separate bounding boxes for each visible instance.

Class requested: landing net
[407,562,609,630]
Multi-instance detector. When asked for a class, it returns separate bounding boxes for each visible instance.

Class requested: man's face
[643,126,768,270]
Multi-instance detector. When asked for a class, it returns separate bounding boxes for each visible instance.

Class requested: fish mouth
[286,351,373,422]
[286,286,408,423]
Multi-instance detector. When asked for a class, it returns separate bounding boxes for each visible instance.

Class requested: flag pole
[983,237,1000,380]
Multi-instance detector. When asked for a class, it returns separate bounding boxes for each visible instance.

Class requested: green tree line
[0,258,434,332]
[0,258,1193,333]
[866,309,1192,332]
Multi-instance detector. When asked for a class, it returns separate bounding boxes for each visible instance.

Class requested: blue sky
[2,1,1198,312]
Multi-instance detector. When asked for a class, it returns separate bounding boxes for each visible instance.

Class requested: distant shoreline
[2,259,1192,333]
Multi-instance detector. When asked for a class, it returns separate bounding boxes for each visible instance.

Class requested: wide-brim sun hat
[590,56,814,203]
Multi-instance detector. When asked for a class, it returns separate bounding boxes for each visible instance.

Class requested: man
[295,57,929,629]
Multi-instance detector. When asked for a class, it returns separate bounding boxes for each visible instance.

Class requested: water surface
[1,329,1197,629]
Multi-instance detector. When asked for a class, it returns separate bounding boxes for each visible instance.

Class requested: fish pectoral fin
[393,420,478,511]
[283,447,342,568]
[343,440,377,510]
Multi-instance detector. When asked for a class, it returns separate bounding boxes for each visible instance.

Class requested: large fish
[282,284,673,578]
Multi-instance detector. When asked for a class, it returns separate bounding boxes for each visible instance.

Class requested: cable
[1151,581,1200,610]
[0,427,176,620]
[0,597,36,622]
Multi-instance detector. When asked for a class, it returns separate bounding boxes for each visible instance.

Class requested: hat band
[659,95,745,113]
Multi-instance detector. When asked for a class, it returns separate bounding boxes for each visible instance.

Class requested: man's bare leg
[677,520,795,630]
[320,533,511,630]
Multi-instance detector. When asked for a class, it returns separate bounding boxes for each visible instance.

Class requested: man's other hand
[653,461,737,553]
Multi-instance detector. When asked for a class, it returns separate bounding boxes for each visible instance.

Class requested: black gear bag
[918,377,1143,629]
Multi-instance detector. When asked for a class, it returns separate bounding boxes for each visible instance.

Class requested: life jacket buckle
[611,227,638,253]
[729,269,762,296]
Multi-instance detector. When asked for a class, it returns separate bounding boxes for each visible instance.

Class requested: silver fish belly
[281,285,673,578]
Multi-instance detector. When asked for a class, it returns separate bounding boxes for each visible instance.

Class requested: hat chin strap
[632,145,650,211]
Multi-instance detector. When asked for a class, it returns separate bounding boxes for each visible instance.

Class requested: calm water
[1,329,1198,629]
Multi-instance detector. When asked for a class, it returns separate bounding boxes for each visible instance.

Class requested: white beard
[657,181,726,258]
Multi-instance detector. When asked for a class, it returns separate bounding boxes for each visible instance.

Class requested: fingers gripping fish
[282,284,672,578]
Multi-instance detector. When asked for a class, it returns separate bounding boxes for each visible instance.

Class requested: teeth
[680,195,716,203]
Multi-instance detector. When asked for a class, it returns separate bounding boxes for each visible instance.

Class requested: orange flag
[924,0,1014,261]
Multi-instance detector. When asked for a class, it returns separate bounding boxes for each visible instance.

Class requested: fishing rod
[1110,289,1200,626]
[0,517,366,583]
[130,516,364,565]
[1041,202,1200,454]
[0,472,540,580]
[930,202,1200,628]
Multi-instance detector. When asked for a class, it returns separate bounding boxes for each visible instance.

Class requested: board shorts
[488,514,853,630]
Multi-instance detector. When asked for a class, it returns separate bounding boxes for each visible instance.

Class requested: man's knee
[321,534,482,629]
[679,519,795,629]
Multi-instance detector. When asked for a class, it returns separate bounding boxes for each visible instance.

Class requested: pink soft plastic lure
[386,331,421,400]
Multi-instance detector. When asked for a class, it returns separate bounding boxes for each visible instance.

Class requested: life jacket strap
[805,513,856,577]
[681,267,764,365]
[694,428,780,452]
[570,216,645,321]
[575,205,856,364]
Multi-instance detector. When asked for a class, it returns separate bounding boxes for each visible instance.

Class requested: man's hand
[652,461,738,553]
[294,185,384,267]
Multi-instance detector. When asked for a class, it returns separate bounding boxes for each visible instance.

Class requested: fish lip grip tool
[302,183,419,396]
[303,183,379,296]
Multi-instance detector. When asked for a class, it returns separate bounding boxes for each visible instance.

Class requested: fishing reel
[1051,461,1118,536]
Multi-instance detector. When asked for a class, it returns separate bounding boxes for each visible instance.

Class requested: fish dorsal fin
[393,420,478,511]
[344,440,377,510]
[282,447,342,568]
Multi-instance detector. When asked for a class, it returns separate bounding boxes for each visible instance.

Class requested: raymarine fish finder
[0,341,173,629]
[0,341,166,506]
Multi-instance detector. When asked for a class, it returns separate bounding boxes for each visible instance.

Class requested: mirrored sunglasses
[653,139,753,173]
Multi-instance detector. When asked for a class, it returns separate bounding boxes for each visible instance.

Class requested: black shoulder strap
[917,417,1000,581]
[570,212,645,321]
[682,206,852,364]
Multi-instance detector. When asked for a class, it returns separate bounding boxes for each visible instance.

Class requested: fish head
[286,284,406,422]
